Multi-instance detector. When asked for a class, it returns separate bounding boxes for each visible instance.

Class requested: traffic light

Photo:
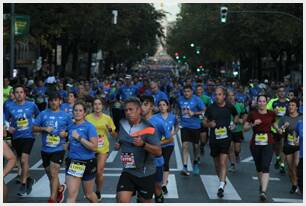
[220,6,228,23]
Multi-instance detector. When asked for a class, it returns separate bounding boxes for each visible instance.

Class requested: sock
[193,160,198,165]
[219,181,225,189]
[231,163,235,166]
[235,151,240,157]
[183,164,187,169]
[276,156,280,160]
[280,162,285,167]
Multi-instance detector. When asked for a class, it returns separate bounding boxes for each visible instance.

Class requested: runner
[227,90,247,172]
[156,99,179,195]
[195,84,211,156]
[3,130,17,203]
[85,98,117,201]
[271,86,289,174]
[204,86,238,198]
[60,92,76,119]
[141,95,171,203]
[178,85,205,176]
[65,102,98,203]
[32,92,72,203]
[295,119,303,194]
[116,97,161,203]
[244,95,276,201]
[275,99,302,193]
[5,85,40,196]
[149,81,169,112]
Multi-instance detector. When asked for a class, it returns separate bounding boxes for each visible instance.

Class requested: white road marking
[252,176,280,181]
[164,174,179,198]
[200,175,241,200]
[272,198,303,203]
[106,151,118,163]
[174,134,183,170]
[4,173,17,184]
[241,156,254,163]
[30,159,43,169]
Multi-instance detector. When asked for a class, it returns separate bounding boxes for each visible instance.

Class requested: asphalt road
[4,130,303,203]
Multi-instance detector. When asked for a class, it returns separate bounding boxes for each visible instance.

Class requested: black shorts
[12,138,35,157]
[181,128,201,144]
[250,144,273,173]
[209,139,231,157]
[65,158,97,181]
[283,145,299,155]
[117,172,155,200]
[41,150,65,168]
[162,146,174,172]
[231,132,243,143]
[200,125,208,133]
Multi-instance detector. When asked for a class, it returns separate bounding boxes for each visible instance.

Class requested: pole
[10,3,15,78]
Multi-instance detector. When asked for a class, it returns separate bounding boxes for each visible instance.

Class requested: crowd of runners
[3,70,303,203]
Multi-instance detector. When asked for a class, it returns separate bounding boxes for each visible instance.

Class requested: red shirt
[247,110,276,146]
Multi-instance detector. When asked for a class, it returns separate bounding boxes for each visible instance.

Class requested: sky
[153,1,180,22]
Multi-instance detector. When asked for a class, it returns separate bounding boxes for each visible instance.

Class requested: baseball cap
[48,92,61,100]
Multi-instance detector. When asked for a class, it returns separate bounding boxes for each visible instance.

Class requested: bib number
[215,127,228,140]
[67,160,86,177]
[114,102,121,108]
[287,134,297,146]
[120,152,136,169]
[277,107,286,116]
[17,118,29,130]
[46,135,60,147]
[98,135,105,148]
[255,133,268,145]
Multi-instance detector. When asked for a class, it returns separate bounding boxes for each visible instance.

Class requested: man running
[204,86,238,198]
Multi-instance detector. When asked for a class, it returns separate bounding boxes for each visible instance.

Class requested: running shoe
[228,163,236,172]
[162,185,168,195]
[17,184,27,197]
[259,192,267,201]
[274,158,280,169]
[290,185,298,194]
[57,183,67,203]
[280,165,286,175]
[155,193,164,203]
[26,177,36,195]
[180,167,190,176]
[95,191,102,201]
[193,163,200,175]
[217,188,224,198]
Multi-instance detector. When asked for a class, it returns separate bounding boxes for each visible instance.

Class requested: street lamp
[190,43,195,47]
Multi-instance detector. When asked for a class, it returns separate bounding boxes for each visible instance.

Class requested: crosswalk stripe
[106,151,118,163]
[272,198,303,203]
[164,174,179,198]
[30,160,43,169]
[174,134,183,170]
[252,176,280,181]
[200,175,241,200]
[241,156,253,163]
[4,173,17,184]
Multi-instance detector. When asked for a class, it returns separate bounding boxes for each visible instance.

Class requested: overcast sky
[154,2,180,22]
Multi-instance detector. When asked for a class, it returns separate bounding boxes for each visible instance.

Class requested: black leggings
[250,144,273,173]
[297,158,303,192]
[162,146,174,172]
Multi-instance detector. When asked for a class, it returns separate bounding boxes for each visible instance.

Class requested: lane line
[200,175,241,200]
[106,151,118,163]
[252,176,280,181]
[272,198,303,203]
[241,156,253,163]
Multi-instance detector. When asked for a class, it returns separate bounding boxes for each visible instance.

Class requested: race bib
[287,134,297,146]
[36,96,44,103]
[46,134,60,147]
[98,135,105,148]
[114,101,121,108]
[215,127,228,140]
[120,152,136,169]
[67,160,86,177]
[277,106,286,116]
[17,118,29,130]
[255,133,268,145]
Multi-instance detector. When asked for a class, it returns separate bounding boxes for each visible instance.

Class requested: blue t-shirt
[58,89,68,99]
[68,120,98,160]
[249,86,262,98]
[235,92,248,104]
[152,90,169,107]
[33,109,73,153]
[4,98,15,121]
[33,86,47,96]
[118,85,138,101]
[178,95,205,129]
[6,101,40,139]
[60,103,74,119]
[148,115,171,167]
[295,120,303,158]
[155,112,177,148]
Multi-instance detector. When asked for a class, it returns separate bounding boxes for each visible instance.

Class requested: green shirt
[231,102,246,133]
[3,86,12,103]
[200,94,212,107]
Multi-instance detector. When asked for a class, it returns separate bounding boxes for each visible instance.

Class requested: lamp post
[10,3,15,78]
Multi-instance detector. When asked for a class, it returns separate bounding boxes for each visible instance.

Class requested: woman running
[156,99,179,195]
[244,95,276,201]
[275,99,302,194]
[86,98,117,201]
[65,102,98,202]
